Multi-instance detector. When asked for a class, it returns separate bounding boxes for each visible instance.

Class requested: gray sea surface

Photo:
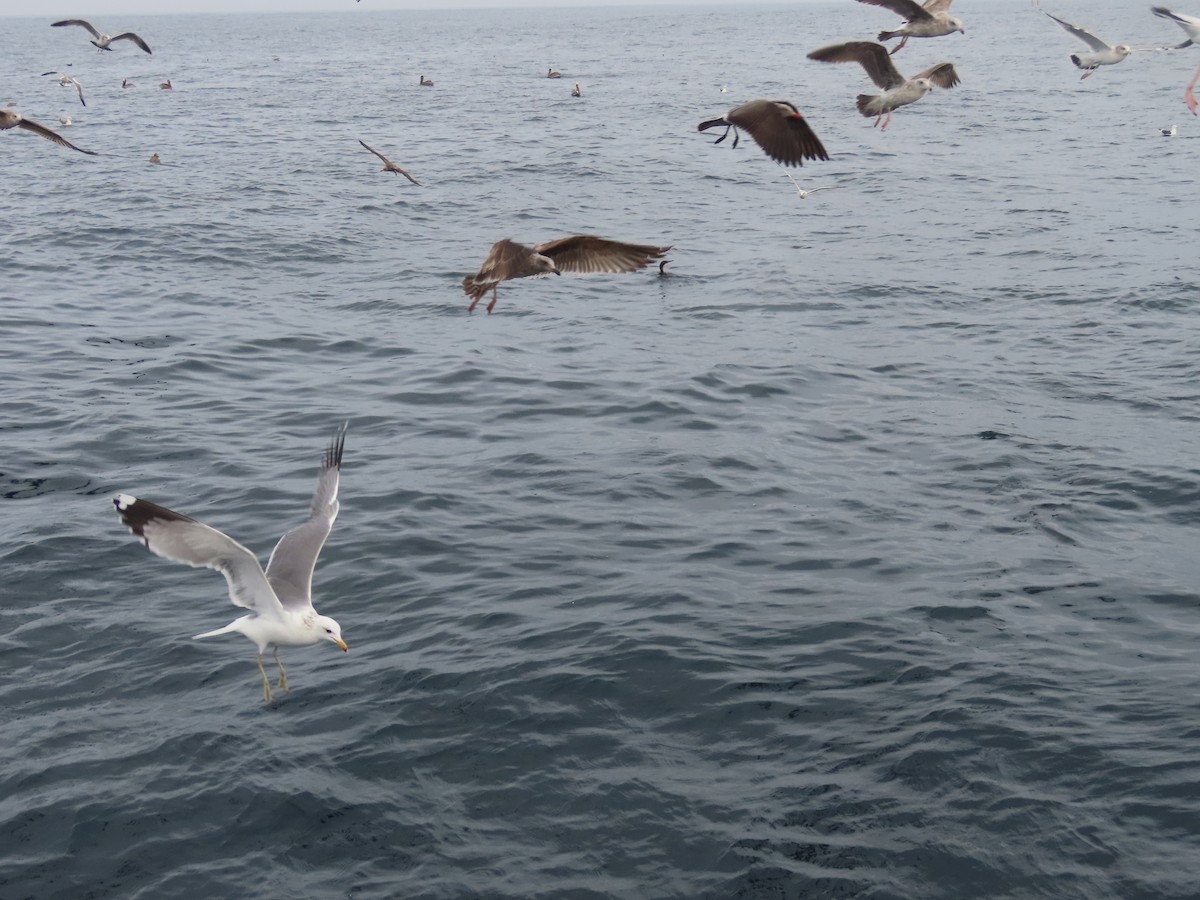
[4,1,1200,897]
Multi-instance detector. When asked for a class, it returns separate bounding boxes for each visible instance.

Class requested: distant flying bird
[41,72,86,106]
[419,75,433,86]
[697,99,829,166]
[462,235,670,314]
[782,170,837,199]
[357,140,421,184]
[1152,6,1200,114]
[0,109,96,155]
[808,41,959,129]
[856,0,964,55]
[1043,12,1155,78]
[547,68,561,78]
[160,79,173,90]
[571,82,581,97]
[1161,123,1179,135]
[51,19,152,54]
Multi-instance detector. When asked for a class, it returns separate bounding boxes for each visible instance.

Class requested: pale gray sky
[3,0,789,16]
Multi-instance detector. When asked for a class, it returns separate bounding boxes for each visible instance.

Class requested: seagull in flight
[856,0,965,55]
[51,19,152,54]
[781,170,837,199]
[41,71,86,106]
[1044,12,1161,79]
[698,99,829,165]
[1,108,96,155]
[462,235,670,313]
[112,427,351,703]
[808,41,959,129]
[358,139,421,184]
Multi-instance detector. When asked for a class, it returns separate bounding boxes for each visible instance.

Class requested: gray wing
[1045,13,1113,51]
[73,80,86,107]
[52,19,102,39]
[264,426,346,609]
[16,117,97,155]
[1152,6,1200,45]
[807,41,905,90]
[534,235,671,274]
[914,61,960,88]
[725,99,829,166]
[111,32,152,53]
[923,0,954,13]
[113,493,285,618]
[855,0,934,23]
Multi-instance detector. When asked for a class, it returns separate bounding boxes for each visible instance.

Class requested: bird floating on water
[149,153,161,164]
[1,108,96,155]
[122,77,135,89]
[698,99,829,165]
[160,79,172,90]
[547,67,561,78]
[1152,6,1200,114]
[571,82,581,97]
[59,115,72,126]
[51,19,152,54]
[462,235,670,314]
[419,75,434,86]
[808,41,959,129]
[856,0,964,55]
[1161,123,1179,135]
[112,426,351,704]
[358,139,421,184]
[41,72,86,106]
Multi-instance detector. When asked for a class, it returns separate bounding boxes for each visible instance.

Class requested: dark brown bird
[807,41,959,129]
[697,99,829,166]
[0,109,96,155]
[51,19,152,53]
[419,75,434,86]
[358,140,420,184]
[462,236,670,313]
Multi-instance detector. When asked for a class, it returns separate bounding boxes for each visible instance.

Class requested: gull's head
[1115,44,1132,56]
[533,253,560,276]
[950,17,965,34]
[316,615,348,651]
[914,77,934,93]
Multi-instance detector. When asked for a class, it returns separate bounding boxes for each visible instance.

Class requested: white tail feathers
[193,623,240,640]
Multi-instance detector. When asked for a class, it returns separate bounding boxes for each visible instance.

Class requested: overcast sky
[3,0,795,16]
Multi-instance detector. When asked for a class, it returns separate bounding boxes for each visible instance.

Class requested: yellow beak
[335,638,349,652]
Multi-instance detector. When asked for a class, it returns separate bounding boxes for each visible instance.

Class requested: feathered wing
[534,235,670,274]
[725,99,829,166]
[915,61,960,88]
[51,19,102,39]
[113,494,285,618]
[359,139,390,165]
[923,0,954,13]
[808,41,906,89]
[14,117,97,155]
[1152,6,1200,47]
[1044,13,1113,51]
[463,238,530,297]
[73,80,86,107]
[854,0,933,23]
[111,32,152,53]
[265,426,346,609]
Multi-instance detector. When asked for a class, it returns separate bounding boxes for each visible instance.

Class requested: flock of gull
[14,0,1178,699]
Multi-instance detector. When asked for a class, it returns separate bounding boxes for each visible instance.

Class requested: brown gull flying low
[41,71,86,106]
[856,0,964,55]
[51,19,152,53]
[112,426,350,703]
[462,235,670,314]
[0,109,96,155]
[358,139,421,184]
[807,41,959,129]
[1044,12,1162,79]
[1153,6,1200,114]
[697,99,829,166]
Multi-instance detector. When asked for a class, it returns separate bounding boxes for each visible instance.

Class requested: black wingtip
[326,424,348,471]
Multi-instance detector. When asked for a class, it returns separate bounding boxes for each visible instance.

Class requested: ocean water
[4,1,1200,897]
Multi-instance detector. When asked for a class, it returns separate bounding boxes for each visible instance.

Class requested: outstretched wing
[264,426,346,609]
[16,117,97,155]
[1044,13,1113,51]
[358,138,391,165]
[923,0,954,13]
[914,61,960,88]
[114,493,285,618]
[51,19,102,40]
[534,235,670,274]
[111,32,152,54]
[726,99,829,166]
[808,41,906,89]
[855,0,934,23]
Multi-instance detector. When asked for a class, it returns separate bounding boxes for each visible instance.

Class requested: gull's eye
[325,628,333,634]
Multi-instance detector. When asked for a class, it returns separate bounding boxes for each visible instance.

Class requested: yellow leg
[256,654,273,703]
[273,648,290,692]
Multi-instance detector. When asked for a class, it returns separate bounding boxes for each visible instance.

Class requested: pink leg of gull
[486,287,499,314]
[1185,61,1200,115]
[880,111,893,130]
[888,35,909,55]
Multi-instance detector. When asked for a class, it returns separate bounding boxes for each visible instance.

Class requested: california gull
[698,99,829,165]
[781,170,837,199]
[51,19,152,54]
[855,0,965,55]
[1044,12,1158,79]
[41,71,86,106]
[358,139,421,184]
[1,108,96,154]
[112,426,350,703]
[807,41,959,129]
[462,235,670,313]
